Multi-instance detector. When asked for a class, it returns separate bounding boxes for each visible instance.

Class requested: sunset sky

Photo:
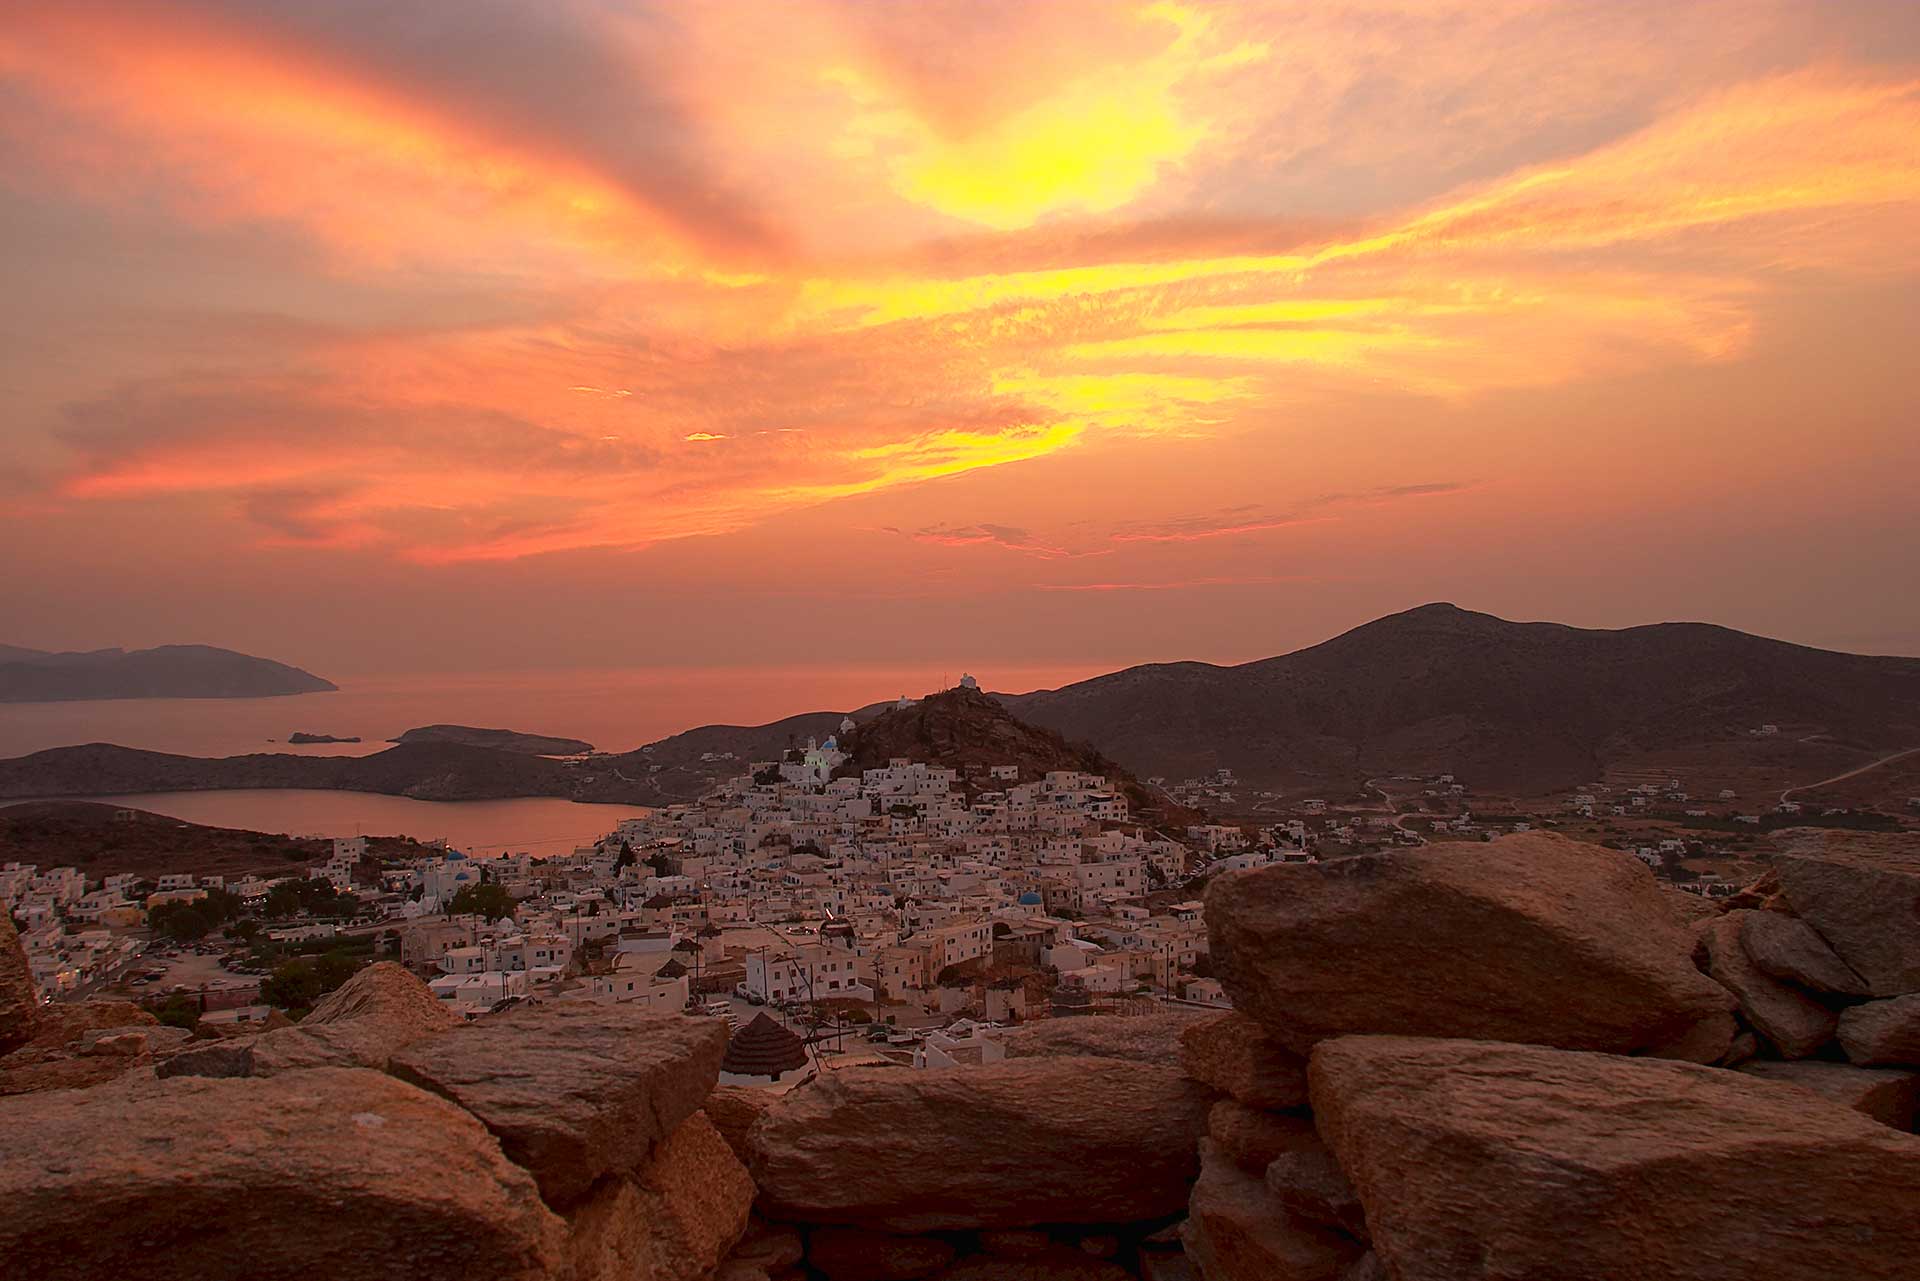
[2,0,1917,681]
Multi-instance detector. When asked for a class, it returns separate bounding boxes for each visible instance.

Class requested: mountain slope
[390,725,594,755]
[1000,604,1920,795]
[834,685,1202,828]
[0,801,433,879]
[0,742,602,803]
[0,644,336,702]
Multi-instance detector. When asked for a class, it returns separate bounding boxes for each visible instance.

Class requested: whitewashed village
[1,682,1347,1082]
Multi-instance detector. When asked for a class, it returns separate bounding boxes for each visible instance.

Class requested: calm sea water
[0,662,1106,852]
[0,663,1103,760]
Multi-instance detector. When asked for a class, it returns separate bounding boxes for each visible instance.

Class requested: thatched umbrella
[722,1012,809,1080]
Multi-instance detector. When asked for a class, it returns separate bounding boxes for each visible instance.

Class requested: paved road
[1779,746,1920,806]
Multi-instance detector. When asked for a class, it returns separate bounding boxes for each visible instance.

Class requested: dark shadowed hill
[0,742,624,804]
[390,725,594,755]
[837,686,1126,784]
[0,801,434,880]
[835,685,1202,828]
[0,644,335,702]
[999,604,1920,795]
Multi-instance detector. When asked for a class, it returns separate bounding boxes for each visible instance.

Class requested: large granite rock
[0,909,37,1054]
[1699,912,1837,1058]
[808,1227,959,1281]
[1000,1012,1201,1065]
[1739,908,1869,995]
[706,1083,779,1163]
[1773,834,1920,996]
[1264,1137,1367,1237]
[1180,1011,1309,1109]
[158,961,455,1079]
[1310,1036,1920,1280]
[568,1112,753,1281]
[390,1002,727,1208]
[1183,1140,1364,1281]
[0,999,164,1096]
[1206,833,1733,1055]
[1837,994,1920,1067]
[0,1067,566,1279]
[749,1057,1212,1231]
[1208,1099,1318,1172]
[1737,1059,1920,1130]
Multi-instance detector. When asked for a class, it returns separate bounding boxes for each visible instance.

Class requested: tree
[314,949,363,991]
[448,882,515,922]
[264,877,355,919]
[148,901,211,942]
[615,840,636,872]
[155,994,200,1032]
[262,958,324,1011]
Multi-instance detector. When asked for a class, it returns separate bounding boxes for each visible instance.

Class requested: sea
[0,663,1104,854]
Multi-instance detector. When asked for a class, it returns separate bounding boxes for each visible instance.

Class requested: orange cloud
[1,1,1917,578]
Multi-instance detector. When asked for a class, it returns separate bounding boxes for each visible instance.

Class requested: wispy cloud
[0,1,1915,576]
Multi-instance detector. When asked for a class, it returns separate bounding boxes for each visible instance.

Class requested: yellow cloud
[828,3,1265,230]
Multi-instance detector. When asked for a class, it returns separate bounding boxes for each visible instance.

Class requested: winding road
[1779,746,1920,806]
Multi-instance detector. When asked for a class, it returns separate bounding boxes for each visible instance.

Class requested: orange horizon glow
[2,1,1918,670]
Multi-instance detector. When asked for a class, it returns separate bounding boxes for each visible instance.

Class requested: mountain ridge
[0,644,336,703]
[999,603,1920,794]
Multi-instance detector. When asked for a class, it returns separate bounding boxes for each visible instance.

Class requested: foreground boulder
[1183,1140,1363,1281]
[1837,994,1920,1067]
[705,1083,780,1164]
[159,961,455,1079]
[1180,1012,1309,1109]
[390,1002,727,1208]
[1737,1059,1920,1130]
[0,999,164,1096]
[1311,1036,1920,1280]
[749,1057,1212,1230]
[568,1113,753,1281]
[0,1067,566,1279]
[1698,913,1837,1058]
[1739,908,1869,995]
[1000,1011,1201,1065]
[1773,834,1920,996]
[1207,833,1732,1055]
[1208,1099,1318,1172]
[0,909,37,1054]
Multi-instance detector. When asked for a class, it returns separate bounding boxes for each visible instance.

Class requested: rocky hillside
[5,829,1920,1279]
[836,687,1124,787]
[0,644,336,702]
[1003,602,1920,795]
[0,741,635,804]
[0,802,431,880]
[835,686,1202,829]
[390,725,595,755]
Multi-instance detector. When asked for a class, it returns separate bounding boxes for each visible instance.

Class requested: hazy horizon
[3,2,1917,674]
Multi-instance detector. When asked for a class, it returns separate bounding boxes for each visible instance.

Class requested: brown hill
[0,742,637,804]
[834,686,1200,828]
[1001,603,1920,797]
[838,686,1125,783]
[0,801,431,881]
[0,644,335,702]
